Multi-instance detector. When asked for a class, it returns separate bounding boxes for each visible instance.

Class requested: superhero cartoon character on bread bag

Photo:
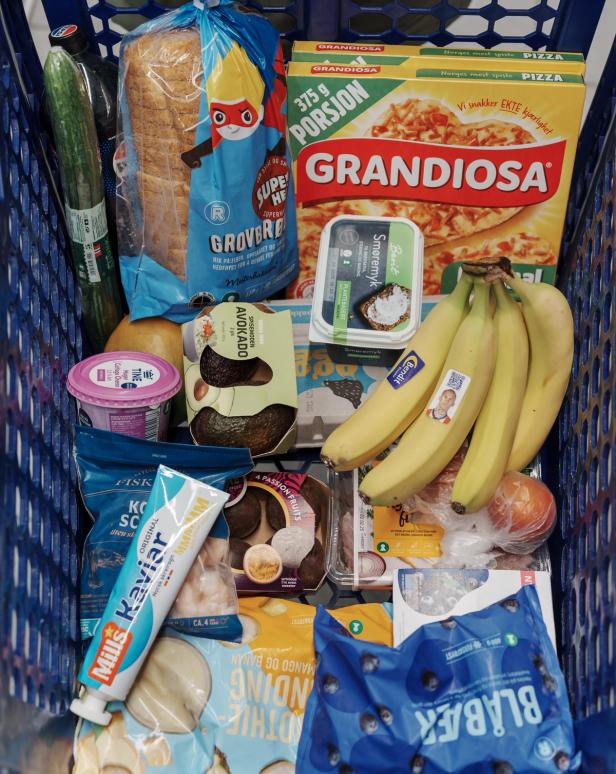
[181,41,287,168]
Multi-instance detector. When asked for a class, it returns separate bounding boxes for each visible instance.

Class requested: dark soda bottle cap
[49,24,89,56]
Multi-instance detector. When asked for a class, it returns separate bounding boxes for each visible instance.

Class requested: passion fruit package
[116,1,298,321]
[298,586,579,773]
[225,466,331,593]
[75,426,253,641]
[73,597,392,774]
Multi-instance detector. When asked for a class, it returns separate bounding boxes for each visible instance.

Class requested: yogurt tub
[67,352,182,441]
[309,215,424,366]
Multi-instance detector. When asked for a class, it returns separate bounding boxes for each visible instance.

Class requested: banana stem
[453,270,474,300]
[493,280,511,308]
[469,277,491,317]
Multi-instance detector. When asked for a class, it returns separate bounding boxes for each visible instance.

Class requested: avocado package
[225,465,331,593]
[183,303,298,455]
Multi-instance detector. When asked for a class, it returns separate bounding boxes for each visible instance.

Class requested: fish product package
[75,426,253,641]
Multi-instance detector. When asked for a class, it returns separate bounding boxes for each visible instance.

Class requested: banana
[320,273,473,471]
[451,281,529,514]
[359,278,496,506]
[506,274,574,472]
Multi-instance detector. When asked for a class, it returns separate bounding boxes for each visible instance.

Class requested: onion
[358,551,386,578]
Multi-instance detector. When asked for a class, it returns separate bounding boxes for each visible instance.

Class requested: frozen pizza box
[392,567,556,648]
[286,61,585,299]
[292,40,586,76]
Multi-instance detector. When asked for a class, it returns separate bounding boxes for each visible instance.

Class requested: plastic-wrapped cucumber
[43,47,123,351]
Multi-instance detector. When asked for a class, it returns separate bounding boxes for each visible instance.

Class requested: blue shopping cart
[1,0,615,770]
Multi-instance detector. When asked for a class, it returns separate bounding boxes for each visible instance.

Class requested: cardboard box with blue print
[278,299,387,446]
[272,298,439,448]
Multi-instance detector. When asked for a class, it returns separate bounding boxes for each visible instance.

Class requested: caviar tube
[70,465,229,725]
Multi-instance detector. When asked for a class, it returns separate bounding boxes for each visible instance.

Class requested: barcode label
[65,199,108,244]
[144,407,160,441]
[83,244,101,283]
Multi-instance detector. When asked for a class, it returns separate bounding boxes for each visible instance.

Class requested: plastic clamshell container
[66,351,182,442]
[309,215,423,365]
[326,467,553,590]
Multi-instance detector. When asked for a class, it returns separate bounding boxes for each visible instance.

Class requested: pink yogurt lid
[66,352,182,408]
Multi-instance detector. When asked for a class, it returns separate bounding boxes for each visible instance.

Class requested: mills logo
[297,137,566,209]
[87,621,132,685]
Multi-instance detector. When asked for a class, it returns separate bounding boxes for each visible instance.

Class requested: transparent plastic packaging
[327,450,554,589]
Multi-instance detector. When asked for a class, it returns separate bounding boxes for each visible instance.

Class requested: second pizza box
[292,40,586,76]
[286,62,585,299]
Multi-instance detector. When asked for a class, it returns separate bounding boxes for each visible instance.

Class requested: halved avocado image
[191,404,295,455]
[200,346,259,387]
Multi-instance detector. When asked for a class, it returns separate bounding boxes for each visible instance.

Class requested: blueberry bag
[75,426,253,641]
[298,586,579,774]
[117,0,298,321]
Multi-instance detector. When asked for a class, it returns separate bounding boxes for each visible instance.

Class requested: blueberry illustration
[410,754,425,773]
[500,598,520,613]
[532,655,548,675]
[554,751,571,771]
[327,745,341,767]
[543,674,558,693]
[360,653,379,673]
[406,638,462,703]
[309,708,339,771]
[323,674,339,694]
[319,642,372,713]
[440,617,457,630]
[359,712,378,734]
[376,705,393,725]
[339,765,355,774]
[492,761,513,774]
[421,670,439,691]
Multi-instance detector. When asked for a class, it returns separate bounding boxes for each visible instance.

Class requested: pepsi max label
[52,24,78,38]
[387,350,425,389]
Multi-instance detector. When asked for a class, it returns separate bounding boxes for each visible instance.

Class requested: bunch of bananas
[321,260,573,511]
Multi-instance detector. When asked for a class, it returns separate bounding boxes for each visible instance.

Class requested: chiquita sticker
[426,369,471,424]
[387,350,425,389]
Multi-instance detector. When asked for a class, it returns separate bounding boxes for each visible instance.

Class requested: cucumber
[44,47,123,351]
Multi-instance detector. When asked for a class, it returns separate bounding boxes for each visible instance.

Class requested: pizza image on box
[286,63,584,298]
